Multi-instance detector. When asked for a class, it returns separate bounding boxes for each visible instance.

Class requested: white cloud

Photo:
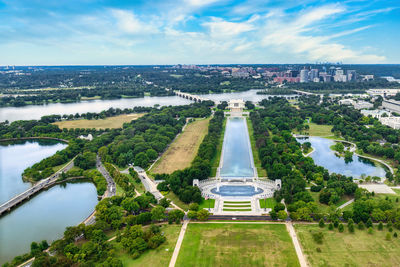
[260,4,386,63]
[184,0,220,7]
[110,9,159,34]
[202,17,256,37]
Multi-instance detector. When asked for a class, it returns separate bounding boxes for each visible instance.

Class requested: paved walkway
[168,220,189,267]
[286,222,308,267]
[338,198,354,209]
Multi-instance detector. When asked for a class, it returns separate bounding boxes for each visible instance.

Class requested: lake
[219,117,255,178]
[297,137,387,178]
[0,140,98,265]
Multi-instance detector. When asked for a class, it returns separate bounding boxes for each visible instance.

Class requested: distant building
[361,109,389,119]
[380,117,400,129]
[353,101,373,110]
[300,69,308,83]
[338,99,354,105]
[78,134,93,141]
[366,89,400,97]
[383,99,400,113]
[228,99,245,112]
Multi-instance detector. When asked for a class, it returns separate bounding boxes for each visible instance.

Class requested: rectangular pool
[219,117,255,178]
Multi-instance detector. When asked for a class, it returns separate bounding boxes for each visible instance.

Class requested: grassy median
[176,223,300,267]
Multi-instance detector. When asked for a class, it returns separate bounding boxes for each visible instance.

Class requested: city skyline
[0,0,399,65]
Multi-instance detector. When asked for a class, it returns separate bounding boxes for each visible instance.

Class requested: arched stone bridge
[174,90,212,103]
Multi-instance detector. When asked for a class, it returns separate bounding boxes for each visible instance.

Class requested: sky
[0,0,399,65]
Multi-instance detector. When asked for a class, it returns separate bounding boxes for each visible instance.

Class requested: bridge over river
[0,158,75,216]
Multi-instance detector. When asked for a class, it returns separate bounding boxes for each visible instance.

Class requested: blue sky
[0,0,399,65]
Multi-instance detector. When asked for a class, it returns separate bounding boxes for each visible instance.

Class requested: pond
[211,185,263,196]
[0,140,98,265]
[297,137,387,178]
[219,117,255,178]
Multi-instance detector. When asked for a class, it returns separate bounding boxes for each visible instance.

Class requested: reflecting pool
[211,185,263,196]
[219,117,255,178]
[297,137,387,178]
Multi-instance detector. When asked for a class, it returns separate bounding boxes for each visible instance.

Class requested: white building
[228,99,245,112]
[300,69,308,83]
[380,117,400,129]
[338,99,354,105]
[353,101,373,110]
[366,89,400,97]
[361,109,389,119]
[383,99,400,113]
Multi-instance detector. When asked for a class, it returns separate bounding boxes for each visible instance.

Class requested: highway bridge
[0,158,75,216]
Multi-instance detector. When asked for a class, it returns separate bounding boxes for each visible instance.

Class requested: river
[219,117,255,178]
[0,96,192,122]
[0,90,295,122]
[0,140,98,265]
[297,137,387,178]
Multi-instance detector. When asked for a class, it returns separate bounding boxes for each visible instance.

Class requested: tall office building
[300,69,309,83]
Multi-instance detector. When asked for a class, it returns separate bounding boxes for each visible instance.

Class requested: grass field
[166,191,190,211]
[308,190,351,213]
[294,123,334,137]
[151,118,210,174]
[259,198,277,209]
[113,224,181,267]
[176,223,300,267]
[53,113,145,130]
[247,118,267,177]
[295,224,400,267]
[199,198,215,209]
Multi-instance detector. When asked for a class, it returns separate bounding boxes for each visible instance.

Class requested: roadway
[96,155,116,198]
[0,158,75,216]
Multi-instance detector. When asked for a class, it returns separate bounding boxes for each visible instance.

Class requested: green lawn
[247,118,267,177]
[294,123,334,137]
[166,191,190,211]
[176,223,299,267]
[259,198,277,209]
[211,117,226,177]
[113,224,181,267]
[295,224,400,267]
[224,201,250,204]
[223,208,252,211]
[224,204,251,208]
[308,190,351,213]
[199,198,215,209]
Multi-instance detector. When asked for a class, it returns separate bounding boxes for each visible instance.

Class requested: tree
[277,210,288,220]
[319,219,325,228]
[121,198,140,214]
[338,223,344,232]
[74,151,97,170]
[151,206,166,222]
[378,222,383,230]
[189,203,199,211]
[197,209,210,221]
[168,209,184,224]
[159,198,171,208]
[187,210,197,219]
